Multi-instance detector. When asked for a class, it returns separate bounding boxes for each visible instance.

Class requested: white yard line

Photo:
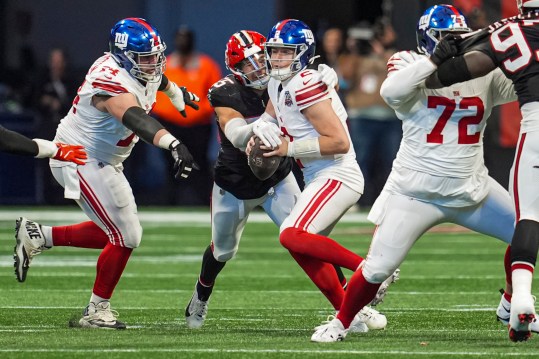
[0,348,534,356]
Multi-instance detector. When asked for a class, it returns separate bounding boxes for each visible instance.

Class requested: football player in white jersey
[184,30,385,332]
[249,19,398,332]
[13,18,200,329]
[310,5,534,342]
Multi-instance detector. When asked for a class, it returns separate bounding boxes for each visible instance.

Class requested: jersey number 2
[426,96,484,144]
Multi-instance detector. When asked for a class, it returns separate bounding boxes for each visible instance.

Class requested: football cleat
[508,293,536,342]
[496,289,539,334]
[185,284,209,329]
[14,217,49,282]
[356,306,387,330]
[311,317,348,342]
[371,268,400,306]
[79,301,126,329]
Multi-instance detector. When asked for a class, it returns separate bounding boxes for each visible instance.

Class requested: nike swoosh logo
[303,79,312,86]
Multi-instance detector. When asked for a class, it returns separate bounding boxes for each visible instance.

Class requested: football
[248,137,280,180]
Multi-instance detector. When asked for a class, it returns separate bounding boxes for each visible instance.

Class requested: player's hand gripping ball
[248,137,280,181]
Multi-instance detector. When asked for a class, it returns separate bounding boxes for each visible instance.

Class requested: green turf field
[0,208,538,358]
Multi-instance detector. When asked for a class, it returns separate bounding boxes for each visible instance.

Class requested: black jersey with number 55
[207,74,293,199]
[458,10,539,107]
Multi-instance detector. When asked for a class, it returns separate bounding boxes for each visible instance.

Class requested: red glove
[53,143,87,165]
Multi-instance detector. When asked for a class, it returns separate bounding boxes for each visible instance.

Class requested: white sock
[41,225,53,248]
[90,293,108,305]
[512,268,534,295]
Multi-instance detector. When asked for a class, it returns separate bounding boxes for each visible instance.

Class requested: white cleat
[371,268,400,306]
[79,301,126,329]
[311,317,348,342]
[185,285,209,329]
[13,217,49,283]
[497,289,539,334]
[356,306,387,330]
[508,292,536,342]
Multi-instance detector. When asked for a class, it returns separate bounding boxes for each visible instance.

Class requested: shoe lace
[191,299,208,318]
[314,315,336,331]
[371,269,400,306]
[94,303,120,322]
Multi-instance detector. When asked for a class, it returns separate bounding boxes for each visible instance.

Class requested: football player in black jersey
[184,30,383,331]
[427,0,539,342]
[183,30,301,329]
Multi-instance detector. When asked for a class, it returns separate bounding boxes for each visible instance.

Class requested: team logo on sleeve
[115,33,129,50]
[284,91,293,107]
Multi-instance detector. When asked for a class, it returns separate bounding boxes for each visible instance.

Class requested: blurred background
[0,0,521,207]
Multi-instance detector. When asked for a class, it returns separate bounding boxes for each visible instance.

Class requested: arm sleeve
[122,106,166,145]
[380,57,437,109]
[0,125,38,156]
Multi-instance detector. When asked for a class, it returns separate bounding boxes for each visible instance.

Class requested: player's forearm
[380,57,436,106]
[121,106,177,149]
[0,125,38,156]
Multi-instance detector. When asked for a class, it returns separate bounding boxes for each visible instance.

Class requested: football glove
[318,64,338,89]
[170,139,200,180]
[387,51,423,73]
[430,35,459,66]
[164,82,200,117]
[253,119,282,148]
[53,143,87,165]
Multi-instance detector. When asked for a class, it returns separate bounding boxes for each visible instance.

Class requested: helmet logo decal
[303,29,315,45]
[115,33,129,50]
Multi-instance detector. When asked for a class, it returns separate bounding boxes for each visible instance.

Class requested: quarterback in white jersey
[13,18,200,330]
[311,5,530,343]
[250,20,395,329]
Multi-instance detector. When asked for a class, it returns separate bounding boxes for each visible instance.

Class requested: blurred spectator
[344,18,402,208]
[152,26,222,206]
[316,27,350,105]
[34,48,79,205]
[35,48,79,140]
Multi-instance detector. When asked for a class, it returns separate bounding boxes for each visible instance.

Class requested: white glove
[387,51,424,73]
[318,64,338,89]
[253,120,282,148]
[164,82,200,117]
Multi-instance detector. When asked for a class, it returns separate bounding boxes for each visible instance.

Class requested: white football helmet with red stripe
[109,18,166,83]
[518,0,539,13]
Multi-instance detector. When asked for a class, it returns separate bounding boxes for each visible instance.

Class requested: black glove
[179,86,200,117]
[430,34,459,66]
[170,140,200,180]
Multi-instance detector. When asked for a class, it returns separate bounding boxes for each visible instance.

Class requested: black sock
[333,265,347,289]
[197,245,226,301]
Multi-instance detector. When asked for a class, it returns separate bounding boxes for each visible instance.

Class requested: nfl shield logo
[284,91,293,107]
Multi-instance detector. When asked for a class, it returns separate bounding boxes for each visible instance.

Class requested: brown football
[248,137,280,180]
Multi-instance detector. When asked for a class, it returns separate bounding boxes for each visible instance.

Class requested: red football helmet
[518,0,539,13]
[225,30,269,90]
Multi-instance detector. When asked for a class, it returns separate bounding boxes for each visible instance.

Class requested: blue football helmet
[416,4,471,56]
[265,19,316,81]
[109,18,167,83]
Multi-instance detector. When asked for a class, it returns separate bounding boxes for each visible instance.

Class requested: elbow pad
[122,106,165,144]
[437,56,472,87]
[224,117,254,149]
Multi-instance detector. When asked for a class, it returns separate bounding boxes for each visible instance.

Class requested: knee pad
[211,240,237,262]
[120,223,143,248]
[511,220,539,266]
[362,260,395,284]
[213,249,236,262]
